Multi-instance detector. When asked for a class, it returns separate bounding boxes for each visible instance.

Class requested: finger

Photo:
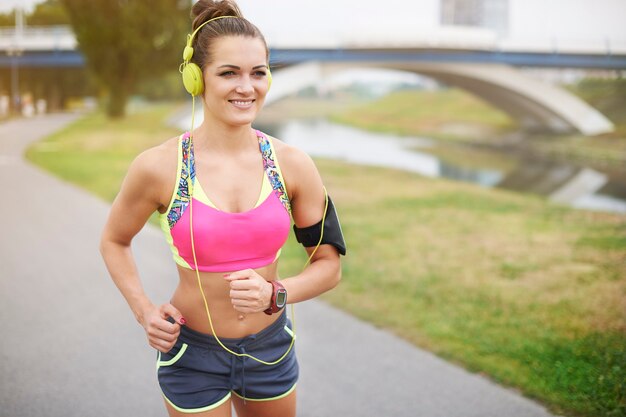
[146,316,180,337]
[147,312,179,332]
[229,288,256,301]
[223,269,253,282]
[148,326,180,343]
[231,294,267,310]
[229,279,257,291]
[151,338,177,353]
[159,303,186,326]
[230,302,256,314]
[229,275,266,291]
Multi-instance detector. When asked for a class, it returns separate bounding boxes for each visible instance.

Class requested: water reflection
[256,119,626,214]
[261,119,505,185]
[274,119,443,178]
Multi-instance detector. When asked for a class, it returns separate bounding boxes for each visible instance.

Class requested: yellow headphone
[180,15,272,96]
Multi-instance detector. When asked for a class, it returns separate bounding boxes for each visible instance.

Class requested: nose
[235,76,254,94]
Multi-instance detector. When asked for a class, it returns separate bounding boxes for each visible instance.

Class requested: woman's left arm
[278,144,342,303]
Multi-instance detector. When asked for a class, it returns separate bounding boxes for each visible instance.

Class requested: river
[255,118,626,214]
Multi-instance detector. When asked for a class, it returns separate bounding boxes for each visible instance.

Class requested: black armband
[293,195,346,256]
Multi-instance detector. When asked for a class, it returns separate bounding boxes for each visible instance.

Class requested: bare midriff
[170,261,281,338]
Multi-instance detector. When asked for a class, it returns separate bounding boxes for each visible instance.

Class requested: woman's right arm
[99,146,184,352]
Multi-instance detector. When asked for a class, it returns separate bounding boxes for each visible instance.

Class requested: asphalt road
[0,114,557,417]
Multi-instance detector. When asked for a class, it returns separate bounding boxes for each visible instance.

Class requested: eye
[219,71,236,77]
[253,70,267,77]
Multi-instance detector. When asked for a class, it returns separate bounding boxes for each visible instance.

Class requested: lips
[229,99,255,109]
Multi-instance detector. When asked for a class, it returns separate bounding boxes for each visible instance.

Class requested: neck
[192,112,255,154]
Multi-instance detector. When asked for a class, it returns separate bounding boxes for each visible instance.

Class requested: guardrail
[0,26,76,51]
[1,25,625,55]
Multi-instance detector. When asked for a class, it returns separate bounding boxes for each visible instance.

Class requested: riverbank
[25,102,625,417]
[329,79,626,172]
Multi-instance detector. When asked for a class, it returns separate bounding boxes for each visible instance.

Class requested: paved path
[0,114,557,417]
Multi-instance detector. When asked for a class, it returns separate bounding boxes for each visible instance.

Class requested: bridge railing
[1,25,625,55]
[0,25,76,52]
[333,27,626,55]
[497,36,626,55]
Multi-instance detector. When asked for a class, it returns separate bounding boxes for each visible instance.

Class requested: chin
[227,110,260,126]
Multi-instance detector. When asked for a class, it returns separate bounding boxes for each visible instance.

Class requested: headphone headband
[183,16,240,62]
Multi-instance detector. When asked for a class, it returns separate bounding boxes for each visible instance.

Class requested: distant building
[441,0,509,36]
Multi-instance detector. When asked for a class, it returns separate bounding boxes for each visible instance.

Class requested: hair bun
[191,0,243,30]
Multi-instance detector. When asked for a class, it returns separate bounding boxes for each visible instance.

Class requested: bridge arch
[266,62,614,136]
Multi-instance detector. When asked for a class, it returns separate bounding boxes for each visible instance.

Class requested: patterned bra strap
[257,131,292,214]
[166,132,195,229]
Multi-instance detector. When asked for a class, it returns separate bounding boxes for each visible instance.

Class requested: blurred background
[1,1,624,416]
[2,0,625,211]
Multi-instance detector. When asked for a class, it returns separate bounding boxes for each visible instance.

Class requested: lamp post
[7,6,24,115]
[7,46,23,115]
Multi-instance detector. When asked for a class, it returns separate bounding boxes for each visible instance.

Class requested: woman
[99,1,344,416]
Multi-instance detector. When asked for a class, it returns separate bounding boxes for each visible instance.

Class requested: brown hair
[190,0,269,70]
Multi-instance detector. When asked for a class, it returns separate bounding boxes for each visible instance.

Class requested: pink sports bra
[159,130,292,273]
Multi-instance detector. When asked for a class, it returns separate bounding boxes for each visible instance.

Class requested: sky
[240,0,626,47]
[0,0,38,13]
[2,0,625,45]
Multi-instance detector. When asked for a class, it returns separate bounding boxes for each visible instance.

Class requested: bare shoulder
[104,135,181,241]
[120,135,180,211]
[128,135,179,182]
[268,135,324,210]
[270,135,318,179]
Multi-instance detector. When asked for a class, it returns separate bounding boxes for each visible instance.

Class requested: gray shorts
[157,312,298,413]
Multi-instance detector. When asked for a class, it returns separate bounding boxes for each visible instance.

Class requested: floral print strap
[257,131,292,214]
[166,132,195,228]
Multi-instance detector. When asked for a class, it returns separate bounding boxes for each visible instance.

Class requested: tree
[29,0,70,26]
[0,0,70,27]
[60,0,189,118]
[0,10,16,27]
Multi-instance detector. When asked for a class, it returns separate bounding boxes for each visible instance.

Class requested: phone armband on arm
[293,195,346,256]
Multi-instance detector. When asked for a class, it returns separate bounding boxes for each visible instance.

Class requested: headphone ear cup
[267,68,272,91]
[182,62,204,96]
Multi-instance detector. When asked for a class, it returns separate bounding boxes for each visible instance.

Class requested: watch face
[276,289,287,308]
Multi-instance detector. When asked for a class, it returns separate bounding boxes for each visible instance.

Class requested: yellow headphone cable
[186,96,328,365]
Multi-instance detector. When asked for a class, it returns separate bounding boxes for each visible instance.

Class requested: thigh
[231,388,296,417]
[164,397,232,417]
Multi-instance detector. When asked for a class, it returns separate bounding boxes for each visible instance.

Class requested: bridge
[2,25,624,135]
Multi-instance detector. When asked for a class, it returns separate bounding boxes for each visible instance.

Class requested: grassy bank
[329,88,517,142]
[26,102,626,417]
[330,80,626,171]
[530,78,626,170]
[319,162,625,417]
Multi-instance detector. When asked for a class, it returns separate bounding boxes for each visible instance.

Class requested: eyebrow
[217,64,268,70]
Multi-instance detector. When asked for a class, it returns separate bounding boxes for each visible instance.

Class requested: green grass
[329,88,517,142]
[26,102,626,417]
[311,161,625,417]
[527,77,626,170]
[25,101,183,202]
[568,78,626,133]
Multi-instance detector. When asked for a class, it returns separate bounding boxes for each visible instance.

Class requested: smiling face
[201,36,270,127]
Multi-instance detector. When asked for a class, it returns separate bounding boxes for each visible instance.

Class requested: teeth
[231,100,253,105]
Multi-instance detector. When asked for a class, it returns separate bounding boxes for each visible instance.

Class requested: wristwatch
[264,280,287,315]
